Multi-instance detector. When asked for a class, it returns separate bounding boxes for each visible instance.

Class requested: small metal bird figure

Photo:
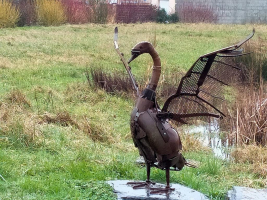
[114,27,254,193]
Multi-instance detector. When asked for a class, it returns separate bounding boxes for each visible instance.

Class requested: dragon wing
[157,29,255,125]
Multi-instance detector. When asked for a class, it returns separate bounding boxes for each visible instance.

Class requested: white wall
[153,0,176,14]
[176,0,267,24]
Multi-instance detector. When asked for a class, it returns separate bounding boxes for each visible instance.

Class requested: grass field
[0,23,267,199]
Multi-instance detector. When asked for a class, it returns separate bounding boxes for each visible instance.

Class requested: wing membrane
[160,30,255,125]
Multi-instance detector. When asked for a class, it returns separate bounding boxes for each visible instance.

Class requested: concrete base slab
[227,186,267,200]
[107,180,209,200]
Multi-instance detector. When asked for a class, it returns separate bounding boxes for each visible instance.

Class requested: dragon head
[128,42,153,64]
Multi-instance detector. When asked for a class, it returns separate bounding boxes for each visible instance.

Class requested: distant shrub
[107,4,116,23]
[63,0,109,24]
[88,0,108,24]
[94,2,108,23]
[63,0,89,24]
[16,0,37,26]
[156,8,179,23]
[168,12,179,23]
[178,2,217,23]
[35,0,66,26]
[0,0,20,28]
[156,8,168,23]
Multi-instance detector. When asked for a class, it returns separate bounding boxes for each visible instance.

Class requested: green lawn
[0,23,266,199]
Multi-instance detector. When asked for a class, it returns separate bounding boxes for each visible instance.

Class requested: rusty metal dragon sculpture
[114,27,254,193]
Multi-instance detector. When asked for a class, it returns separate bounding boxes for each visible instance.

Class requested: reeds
[86,67,183,103]
[221,39,267,146]
[86,67,134,96]
[226,84,267,146]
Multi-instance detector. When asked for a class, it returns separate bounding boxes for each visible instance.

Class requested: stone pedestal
[107,180,209,200]
[228,186,267,200]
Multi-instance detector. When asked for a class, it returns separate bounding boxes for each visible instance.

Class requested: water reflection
[180,121,231,159]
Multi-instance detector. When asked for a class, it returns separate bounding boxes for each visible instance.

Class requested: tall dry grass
[231,145,267,177]
[221,39,267,146]
[239,38,267,83]
[86,67,182,102]
[0,88,117,148]
[0,90,39,147]
[86,68,134,96]
[0,0,20,28]
[224,84,267,146]
[35,0,66,26]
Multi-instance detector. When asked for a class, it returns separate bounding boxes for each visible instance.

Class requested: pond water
[180,121,231,159]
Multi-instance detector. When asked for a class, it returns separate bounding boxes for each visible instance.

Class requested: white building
[152,0,176,14]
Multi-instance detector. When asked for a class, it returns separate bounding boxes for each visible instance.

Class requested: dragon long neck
[134,44,162,112]
[147,47,161,91]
